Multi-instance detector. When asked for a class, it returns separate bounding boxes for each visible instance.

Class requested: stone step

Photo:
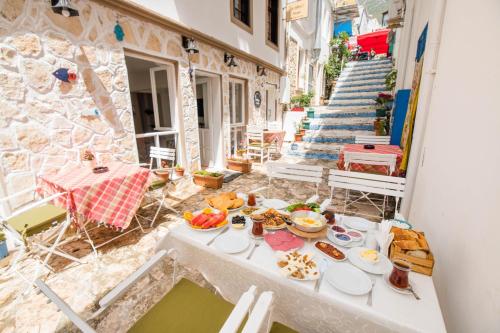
[329,99,377,106]
[333,85,387,93]
[338,73,387,82]
[330,94,378,101]
[313,109,376,118]
[331,90,389,98]
[335,80,385,88]
[344,64,393,74]
[309,117,375,125]
[303,136,355,144]
[341,69,391,79]
[345,60,392,68]
[326,103,376,110]
[308,122,374,131]
[306,129,374,137]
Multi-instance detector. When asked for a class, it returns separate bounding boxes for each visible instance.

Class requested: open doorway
[195,71,223,169]
[125,55,181,167]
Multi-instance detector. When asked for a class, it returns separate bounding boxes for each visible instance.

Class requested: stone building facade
[0,0,281,203]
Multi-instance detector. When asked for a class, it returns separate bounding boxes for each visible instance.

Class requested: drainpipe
[400,0,447,216]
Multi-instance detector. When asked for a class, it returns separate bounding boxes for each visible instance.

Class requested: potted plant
[193,170,224,189]
[302,116,311,130]
[81,149,96,169]
[227,157,252,173]
[236,148,247,157]
[154,169,170,181]
[174,164,185,177]
[306,107,315,118]
[291,92,314,112]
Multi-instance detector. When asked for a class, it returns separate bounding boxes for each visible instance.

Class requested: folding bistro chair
[35,249,264,333]
[328,169,406,219]
[354,135,391,145]
[246,126,270,164]
[0,187,85,280]
[136,146,180,227]
[264,162,324,200]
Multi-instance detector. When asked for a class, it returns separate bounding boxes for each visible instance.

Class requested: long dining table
[157,213,446,333]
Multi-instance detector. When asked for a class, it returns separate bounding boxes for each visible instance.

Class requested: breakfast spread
[241,207,260,215]
[293,216,323,228]
[251,208,289,229]
[183,208,227,230]
[207,192,244,210]
[360,249,380,264]
[315,241,345,261]
[277,251,319,280]
[231,215,246,229]
[264,230,304,251]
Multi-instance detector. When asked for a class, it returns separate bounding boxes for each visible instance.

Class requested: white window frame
[150,65,177,131]
[229,78,247,155]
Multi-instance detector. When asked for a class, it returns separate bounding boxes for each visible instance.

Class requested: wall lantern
[51,0,79,17]
[256,65,267,76]
[224,52,238,67]
[182,36,199,54]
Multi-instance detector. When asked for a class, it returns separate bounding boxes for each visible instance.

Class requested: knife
[206,226,229,246]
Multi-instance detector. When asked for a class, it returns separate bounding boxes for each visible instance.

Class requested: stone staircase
[288,58,392,161]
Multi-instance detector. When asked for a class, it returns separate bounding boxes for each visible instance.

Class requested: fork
[314,258,329,292]
[246,240,261,260]
[367,277,376,306]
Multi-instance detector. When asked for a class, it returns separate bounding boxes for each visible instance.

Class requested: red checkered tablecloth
[264,131,286,150]
[337,144,403,176]
[38,162,152,229]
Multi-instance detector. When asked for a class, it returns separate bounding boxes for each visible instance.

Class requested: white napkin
[376,219,394,256]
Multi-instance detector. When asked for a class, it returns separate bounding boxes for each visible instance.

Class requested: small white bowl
[333,232,352,246]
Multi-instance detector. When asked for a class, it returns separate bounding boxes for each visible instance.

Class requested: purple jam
[347,231,362,238]
[335,233,351,241]
[332,225,346,233]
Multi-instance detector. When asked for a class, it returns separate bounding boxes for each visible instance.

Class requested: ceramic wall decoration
[114,21,125,41]
[53,68,77,83]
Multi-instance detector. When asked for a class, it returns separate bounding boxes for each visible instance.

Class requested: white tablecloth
[156,217,446,333]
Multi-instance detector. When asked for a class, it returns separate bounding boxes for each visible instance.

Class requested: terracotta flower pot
[291,107,304,112]
[294,133,303,142]
[154,169,170,181]
[175,168,185,177]
[193,173,224,189]
[227,159,252,173]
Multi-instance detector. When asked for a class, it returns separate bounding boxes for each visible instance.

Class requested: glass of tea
[247,193,256,207]
[389,259,411,289]
[251,217,264,236]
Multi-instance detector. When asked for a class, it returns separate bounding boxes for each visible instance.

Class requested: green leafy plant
[194,170,223,177]
[324,32,351,98]
[385,69,397,91]
[175,164,184,170]
[291,92,314,107]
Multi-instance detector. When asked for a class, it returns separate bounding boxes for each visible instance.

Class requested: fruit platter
[183,208,228,231]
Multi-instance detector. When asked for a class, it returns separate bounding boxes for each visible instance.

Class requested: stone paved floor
[0,161,392,333]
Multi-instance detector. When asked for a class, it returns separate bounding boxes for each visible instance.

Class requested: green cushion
[129,278,236,333]
[148,179,167,191]
[7,204,67,237]
[249,142,270,147]
[270,322,297,333]
[0,231,5,242]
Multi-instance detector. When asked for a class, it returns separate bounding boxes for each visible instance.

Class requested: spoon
[407,284,420,300]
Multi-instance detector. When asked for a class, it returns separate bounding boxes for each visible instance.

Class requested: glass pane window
[233,0,250,26]
[235,83,243,123]
[229,83,234,124]
[267,0,279,45]
[154,70,172,128]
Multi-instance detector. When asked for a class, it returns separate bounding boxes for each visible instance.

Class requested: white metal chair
[265,162,323,197]
[355,135,391,145]
[328,169,406,219]
[246,127,270,164]
[267,121,282,130]
[344,151,397,175]
[35,249,261,333]
[241,291,295,333]
[136,146,180,227]
[0,188,86,281]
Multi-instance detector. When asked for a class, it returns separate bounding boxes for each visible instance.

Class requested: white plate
[214,233,250,254]
[347,247,393,275]
[262,199,290,210]
[383,273,413,295]
[342,216,377,231]
[324,263,372,295]
[326,229,365,248]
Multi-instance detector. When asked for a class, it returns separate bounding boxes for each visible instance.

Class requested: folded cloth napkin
[376,219,394,256]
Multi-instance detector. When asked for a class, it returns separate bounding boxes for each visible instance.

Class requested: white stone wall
[0,0,280,202]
